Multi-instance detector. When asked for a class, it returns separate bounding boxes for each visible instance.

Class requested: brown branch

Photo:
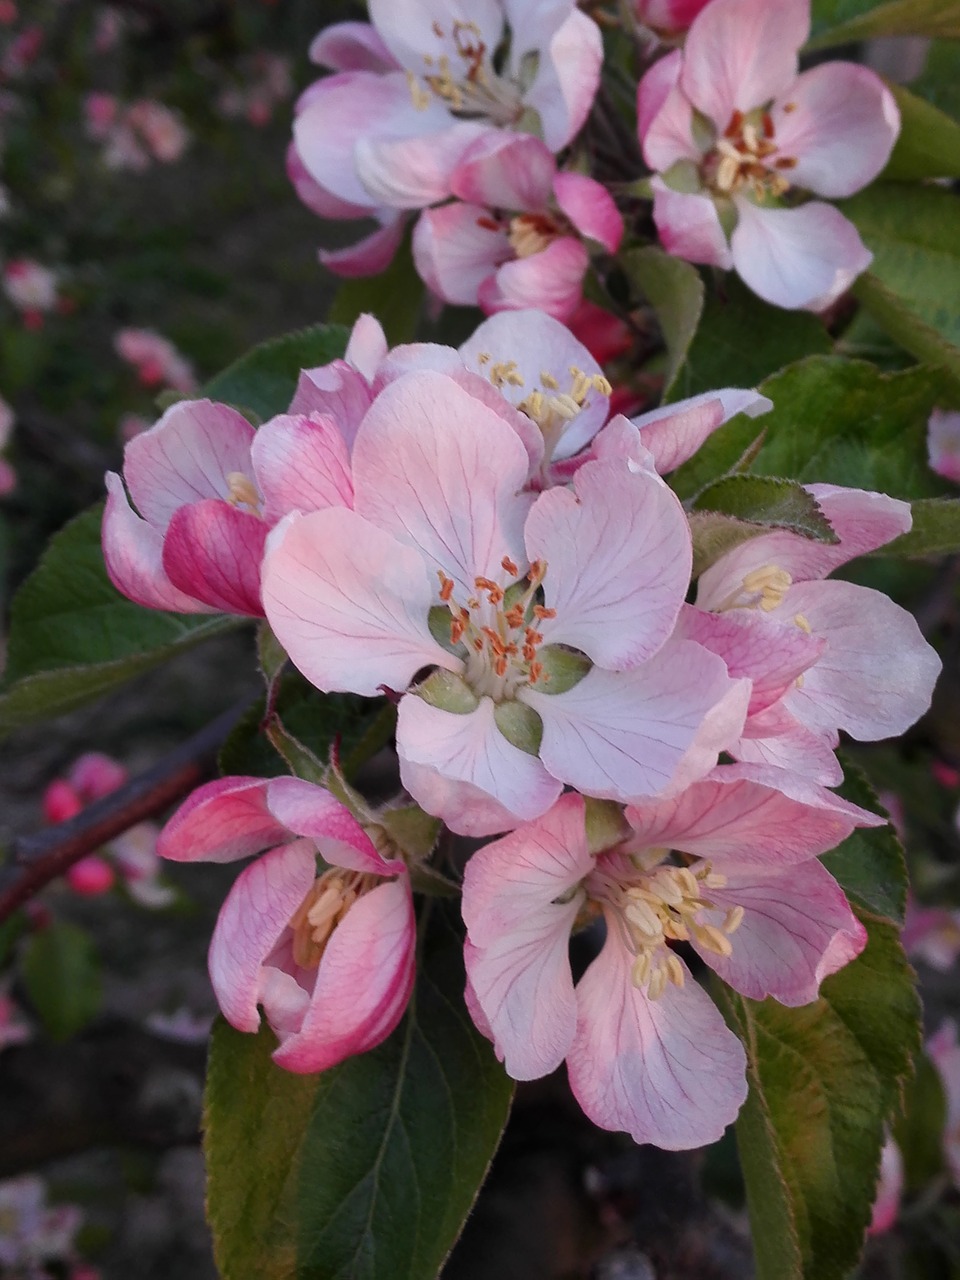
[0,700,250,922]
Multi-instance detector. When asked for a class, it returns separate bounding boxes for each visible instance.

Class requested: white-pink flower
[637,0,899,309]
[463,771,878,1147]
[114,328,197,394]
[262,367,749,835]
[158,775,415,1073]
[0,1176,81,1274]
[3,258,58,316]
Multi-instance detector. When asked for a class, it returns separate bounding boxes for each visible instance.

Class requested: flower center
[714,562,792,613]
[406,19,523,126]
[703,108,798,201]
[225,470,261,516]
[437,556,556,701]
[288,868,376,969]
[507,212,563,258]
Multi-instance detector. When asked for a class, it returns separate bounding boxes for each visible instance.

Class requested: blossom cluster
[103,306,941,1148]
[288,0,900,313]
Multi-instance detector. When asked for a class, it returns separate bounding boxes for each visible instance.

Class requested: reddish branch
[0,701,248,923]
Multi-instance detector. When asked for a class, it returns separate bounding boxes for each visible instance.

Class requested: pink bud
[932,760,960,789]
[67,856,115,896]
[68,752,128,801]
[43,779,83,824]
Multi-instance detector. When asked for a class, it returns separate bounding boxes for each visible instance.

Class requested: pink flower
[158,775,415,1072]
[66,855,116,896]
[867,1135,903,1235]
[0,392,15,496]
[262,367,749,835]
[114,327,197,394]
[0,1176,81,1273]
[3,258,58,320]
[634,0,711,36]
[686,484,941,782]
[42,778,83,824]
[928,1020,960,1186]
[413,132,622,320]
[637,0,899,309]
[927,408,960,485]
[127,99,190,163]
[902,899,960,972]
[83,92,119,140]
[67,751,128,801]
[463,772,877,1147]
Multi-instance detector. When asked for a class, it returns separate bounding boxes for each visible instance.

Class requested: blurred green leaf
[881,497,960,556]
[22,923,102,1042]
[205,903,513,1280]
[893,1047,948,1192]
[205,323,350,421]
[623,246,704,400]
[810,0,960,46]
[883,85,960,182]
[328,235,424,346]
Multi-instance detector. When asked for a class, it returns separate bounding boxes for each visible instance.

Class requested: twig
[0,700,250,922]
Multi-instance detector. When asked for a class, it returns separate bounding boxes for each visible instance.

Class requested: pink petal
[553,173,623,253]
[368,0,504,79]
[639,53,701,172]
[781,579,941,741]
[772,63,900,199]
[526,459,691,668]
[523,639,750,802]
[479,236,589,322]
[162,499,268,616]
[122,399,255,530]
[451,131,556,211]
[567,925,747,1148]
[630,388,771,475]
[351,370,530,595]
[355,120,493,209]
[731,199,872,312]
[264,776,401,875]
[735,701,842,785]
[520,7,603,151]
[157,776,286,864]
[869,1137,904,1236]
[680,0,808,127]
[288,362,372,447]
[319,217,406,278]
[261,508,458,697]
[624,761,884,870]
[309,21,397,72]
[273,877,415,1072]
[397,693,563,835]
[344,313,388,380]
[651,180,732,269]
[412,203,507,307]
[102,471,212,613]
[209,840,317,1032]
[251,413,353,523]
[286,140,372,220]
[696,858,866,1004]
[462,792,590,1078]
[928,409,960,484]
[637,48,683,151]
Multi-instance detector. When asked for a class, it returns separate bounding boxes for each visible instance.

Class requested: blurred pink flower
[0,1176,82,1274]
[114,327,197,393]
[927,408,960,485]
[3,258,58,327]
[0,392,14,495]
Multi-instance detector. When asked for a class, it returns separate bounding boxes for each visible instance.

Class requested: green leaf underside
[22,923,102,1042]
[692,475,839,543]
[883,84,960,183]
[880,497,960,557]
[809,0,960,47]
[623,246,704,400]
[819,761,907,924]
[204,323,350,422]
[689,512,772,578]
[0,505,238,735]
[719,914,920,1280]
[205,904,514,1280]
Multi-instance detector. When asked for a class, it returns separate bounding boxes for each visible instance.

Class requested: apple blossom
[463,772,879,1147]
[634,0,711,37]
[637,0,899,309]
[114,328,197,394]
[0,1176,81,1275]
[158,775,415,1073]
[262,367,749,835]
[2,258,58,326]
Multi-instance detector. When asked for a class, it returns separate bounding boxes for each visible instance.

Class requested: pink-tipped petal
[451,131,556,211]
[345,313,388,380]
[309,21,397,72]
[264,777,400,875]
[158,776,285,864]
[772,63,900,198]
[641,72,701,172]
[261,508,458,697]
[520,7,603,151]
[320,217,406,278]
[102,472,212,613]
[553,173,623,253]
[479,236,589,322]
[637,49,684,154]
[568,927,747,1148]
[288,362,373,446]
[631,388,771,475]
[526,460,691,668]
[251,413,353,522]
[162,499,267,616]
[273,877,415,1072]
[651,180,732,269]
[412,203,508,307]
[731,199,872,312]
[355,120,493,209]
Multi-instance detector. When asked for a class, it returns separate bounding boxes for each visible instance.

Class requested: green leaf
[819,761,906,924]
[911,39,960,119]
[666,275,830,404]
[841,184,960,384]
[328,235,424,347]
[809,0,960,47]
[719,913,920,1280]
[623,246,704,399]
[205,903,513,1280]
[205,323,350,422]
[689,512,776,578]
[691,475,839,543]
[0,506,239,736]
[880,496,960,556]
[883,85,960,182]
[22,923,102,1041]
[893,1047,948,1192]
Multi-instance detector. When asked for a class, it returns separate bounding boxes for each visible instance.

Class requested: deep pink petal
[772,63,900,198]
[731,199,872,311]
[261,508,458,697]
[697,859,866,1004]
[479,236,589,322]
[273,877,415,1072]
[412,203,507,307]
[526,460,691,668]
[351,370,530,595]
[162,499,267,616]
[209,840,317,1033]
[102,471,212,613]
[451,132,556,211]
[680,0,808,126]
[520,7,603,151]
[309,21,397,72]
[568,926,747,1148]
[523,639,750,802]
[157,776,286,864]
[123,399,255,530]
[651,180,732,269]
[355,121,493,209]
[264,776,400,875]
[637,49,683,151]
[319,217,406,278]
[251,413,353,522]
[553,173,623,253]
[630,388,771,475]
